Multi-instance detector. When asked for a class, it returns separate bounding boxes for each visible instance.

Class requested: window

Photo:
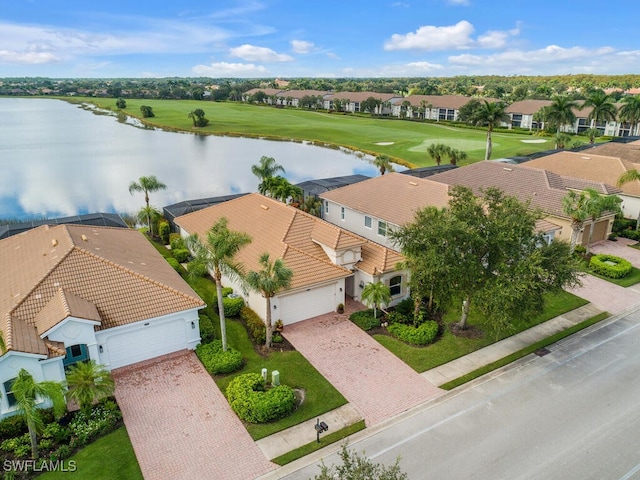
[364,216,372,228]
[389,275,402,296]
[325,201,329,214]
[378,221,387,237]
[3,378,17,408]
[341,206,345,220]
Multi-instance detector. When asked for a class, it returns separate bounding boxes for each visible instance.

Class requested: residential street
[275,306,640,480]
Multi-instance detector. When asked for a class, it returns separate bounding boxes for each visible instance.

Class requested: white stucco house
[0,225,205,420]
[175,193,407,325]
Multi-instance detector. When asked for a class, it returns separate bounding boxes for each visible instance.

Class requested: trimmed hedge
[387,321,439,345]
[196,340,243,374]
[198,314,216,344]
[590,254,632,279]
[170,234,185,250]
[226,373,296,423]
[349,309,381,331]
[166,257,184,273]
[241,306,266,344]
[172,248,191,263]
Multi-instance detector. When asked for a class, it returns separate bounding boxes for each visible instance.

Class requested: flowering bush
[69,403,122,446]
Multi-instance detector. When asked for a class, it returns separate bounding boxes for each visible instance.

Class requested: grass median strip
[271,420,366,466]
[439,312,610,390]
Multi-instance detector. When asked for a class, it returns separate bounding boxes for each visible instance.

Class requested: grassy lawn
[62,97,578,167]
[374,290,588,373]
[37,427,142,480]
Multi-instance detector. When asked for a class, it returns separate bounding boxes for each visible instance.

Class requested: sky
[1,0,638,79]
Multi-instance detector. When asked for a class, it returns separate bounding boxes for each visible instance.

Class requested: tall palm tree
[251,156,285,193]
[186,218,251,351]
[361,281,392,319]
[583,192,621,253]
[373,154,394,175]
[128,175,167,236]
[65,360,115,416]
[619,95,640,136]
[448,148,468,166]
[473,100,509,160]
[427,143,451,166]
[546,96,579,136]
[245,253,293,347]
[581,90,617,130]
[12,369,66,459]
[618,169,640,229]
[562,190,590,254]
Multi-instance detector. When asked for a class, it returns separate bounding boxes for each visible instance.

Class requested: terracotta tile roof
[328,91,400,103]
[400,95,498,109]
[320,173,451,227]
[277,90,329,99]
[0,225,204,357]
[175,194,400,288]
[429,161,614,219]
[505,99,552,115]
[243,88,282,96]
[586,141,640,164]
[523,152,630,195]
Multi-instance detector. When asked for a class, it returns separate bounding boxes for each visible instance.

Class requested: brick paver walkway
[113,351,275,480]
[283,311,443,427]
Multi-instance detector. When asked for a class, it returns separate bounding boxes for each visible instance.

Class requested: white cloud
[0,49,60,64]
[290,40,314,54]
[448,0,470,5]
[192,61,268,77]
[384,21,475,51]
[450,45,615,67]
[229,44,293,62]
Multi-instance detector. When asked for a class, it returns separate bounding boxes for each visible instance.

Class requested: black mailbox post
[314,418,329,443]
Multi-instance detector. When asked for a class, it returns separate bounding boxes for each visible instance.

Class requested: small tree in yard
[361,281,391,319]
[314,443,407,480]
[245,253,293,347]
[65,360,115,416]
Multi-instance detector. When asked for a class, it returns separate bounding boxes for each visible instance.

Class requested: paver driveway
[113,351,275,480]
[283,311,443,427]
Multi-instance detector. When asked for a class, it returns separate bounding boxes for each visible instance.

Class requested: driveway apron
[113,351,275,480]
[283,313,443,427]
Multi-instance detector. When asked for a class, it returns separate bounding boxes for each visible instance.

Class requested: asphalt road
[279,307,640,480]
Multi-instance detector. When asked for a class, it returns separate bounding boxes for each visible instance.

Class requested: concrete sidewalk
[255,303,606,461]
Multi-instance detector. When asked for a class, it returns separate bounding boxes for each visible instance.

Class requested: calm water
[0,98,380,219]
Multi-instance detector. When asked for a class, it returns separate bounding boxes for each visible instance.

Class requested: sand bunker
[520,139,548,143]
[375,142,395,145]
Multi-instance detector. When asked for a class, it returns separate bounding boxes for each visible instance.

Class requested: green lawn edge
[271,420,366,466]
[439,311,610,390]
[585,266,640,287]
[36,426,143,480]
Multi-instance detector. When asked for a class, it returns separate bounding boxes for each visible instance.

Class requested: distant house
[175,194,406,322]
[429,161,618,246]
[505,99,552,130]
[393,95,496,121]
[163,193,247,232]
[296,174,371,199]
[0,212,128,240]
[320,172,451,252]
[0,225,205,419]
[522,150,636,219]
[324,92,401,114]
[276,90,330,108]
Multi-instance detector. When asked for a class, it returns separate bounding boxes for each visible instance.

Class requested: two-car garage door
[278,283,337,325]
[103,319,188,370]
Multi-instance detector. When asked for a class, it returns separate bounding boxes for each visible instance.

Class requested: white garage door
[278,283,336,324]
[105,319,187,370]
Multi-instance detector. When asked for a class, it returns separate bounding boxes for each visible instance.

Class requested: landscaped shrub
[0,415,27,440]
[172,248,191,263]
[394,297,414,317]
[198,314,216,344]
[613,218,636,234]
[158,221,170,244]
[226,373,296,423]
[222,296,245,317]
[349,309,381,331]
[1,433,31,458]
[241,306,266,344]
[69,403,122,446]
[618,229,640,241]
[169,234,185,250]
[222,287,233,297]
[590,254,633,279]
[387,321,439,345]
[196,340,243,374]
[187,261,208,277]
[385,310,410,325]
[166,257,184,273]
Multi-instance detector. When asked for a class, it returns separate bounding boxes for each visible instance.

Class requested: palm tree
[554,132,572,149]
[546,96,579,137]
[562,190,590,254]
[618,169,640,229]
[65,361,115,416]
[563,189,621,254]
[427,143,450,166]
[582,127,601,145]
[583,192,621,253]
[298,196,323,217]
[581,90,617,130]
[361,281,392,319]
[186,218,251,351]
[245,253,293,347]
[11,369,66,459]
[619,95,640,136]
[136,205,162,236]
[128,175,167,237]
[251,156,285,193]
[448,148,467,166]
[264,176,302,203]
[473,101,509,160]
[373,154,394,175]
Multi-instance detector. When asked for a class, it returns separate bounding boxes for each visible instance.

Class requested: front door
[63,344,89,369]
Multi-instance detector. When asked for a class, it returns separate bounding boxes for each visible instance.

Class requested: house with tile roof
[429,161,619,246]
[324,92,401,114]
[320,173,451,252]
[175,193,406,324]
[522,149,639,220]
[0,225,205,420]
[392,95,498,121]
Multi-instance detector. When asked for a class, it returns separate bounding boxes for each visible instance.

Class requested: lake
[0,98,380,220]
